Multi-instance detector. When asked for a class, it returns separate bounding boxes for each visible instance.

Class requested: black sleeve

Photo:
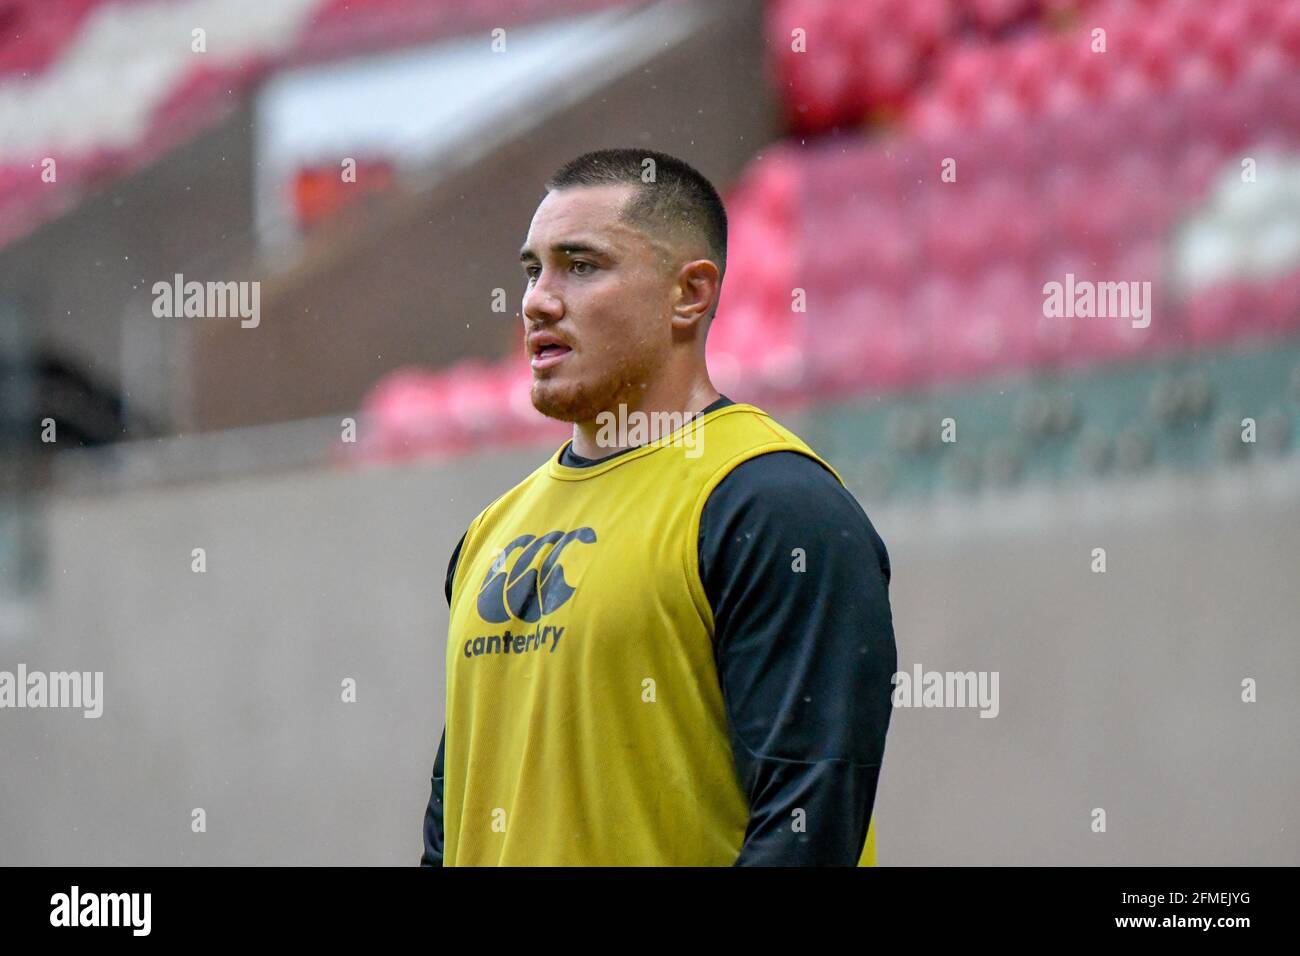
[420,730,446,867]
[444,532,465,606]
[420,532,465,867]
[698,451,896,866]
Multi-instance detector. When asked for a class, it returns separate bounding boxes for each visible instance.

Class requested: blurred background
[1,0,1297,864]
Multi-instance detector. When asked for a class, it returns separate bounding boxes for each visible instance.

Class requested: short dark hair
[545,148,728,293]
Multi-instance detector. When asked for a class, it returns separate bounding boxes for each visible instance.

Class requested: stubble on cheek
[530,335,661,423]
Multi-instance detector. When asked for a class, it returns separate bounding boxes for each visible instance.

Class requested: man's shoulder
[691,405,838,483]
[470,447,559,520]
[704,449,849,525]
[703,448,889,572]
[446,444,563,601]
[718,446,842,493]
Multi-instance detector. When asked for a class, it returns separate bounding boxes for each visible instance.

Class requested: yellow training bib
[442,402,877,866]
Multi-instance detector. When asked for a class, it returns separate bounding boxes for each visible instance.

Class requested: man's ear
[671,259,721,331]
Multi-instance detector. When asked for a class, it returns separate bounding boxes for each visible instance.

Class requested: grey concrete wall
[1,448,1297,865]
[873,468,1300,865]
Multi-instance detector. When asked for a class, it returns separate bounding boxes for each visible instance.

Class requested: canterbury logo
[476,528,596,623]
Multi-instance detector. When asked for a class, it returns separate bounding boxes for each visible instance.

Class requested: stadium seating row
[767,0,1099,133]
[358,2,1300,455]
[0,0,632,248]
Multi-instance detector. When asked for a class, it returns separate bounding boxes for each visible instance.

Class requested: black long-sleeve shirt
[422,396,896,866]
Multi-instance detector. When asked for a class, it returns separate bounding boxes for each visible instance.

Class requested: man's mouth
[530,342,573,370]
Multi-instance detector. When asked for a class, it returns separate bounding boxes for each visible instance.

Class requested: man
[421,148,896,866]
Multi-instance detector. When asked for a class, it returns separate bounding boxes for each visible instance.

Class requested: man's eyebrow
[518,241,611,262]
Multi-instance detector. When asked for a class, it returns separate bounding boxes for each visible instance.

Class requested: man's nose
[523,274,563,323]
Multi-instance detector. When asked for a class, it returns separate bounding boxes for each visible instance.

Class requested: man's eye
[571,260,595,275]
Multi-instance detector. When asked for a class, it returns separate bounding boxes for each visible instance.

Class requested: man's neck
[570,380,721,459]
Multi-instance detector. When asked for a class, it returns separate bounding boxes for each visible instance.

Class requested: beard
[530,347,660,424]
